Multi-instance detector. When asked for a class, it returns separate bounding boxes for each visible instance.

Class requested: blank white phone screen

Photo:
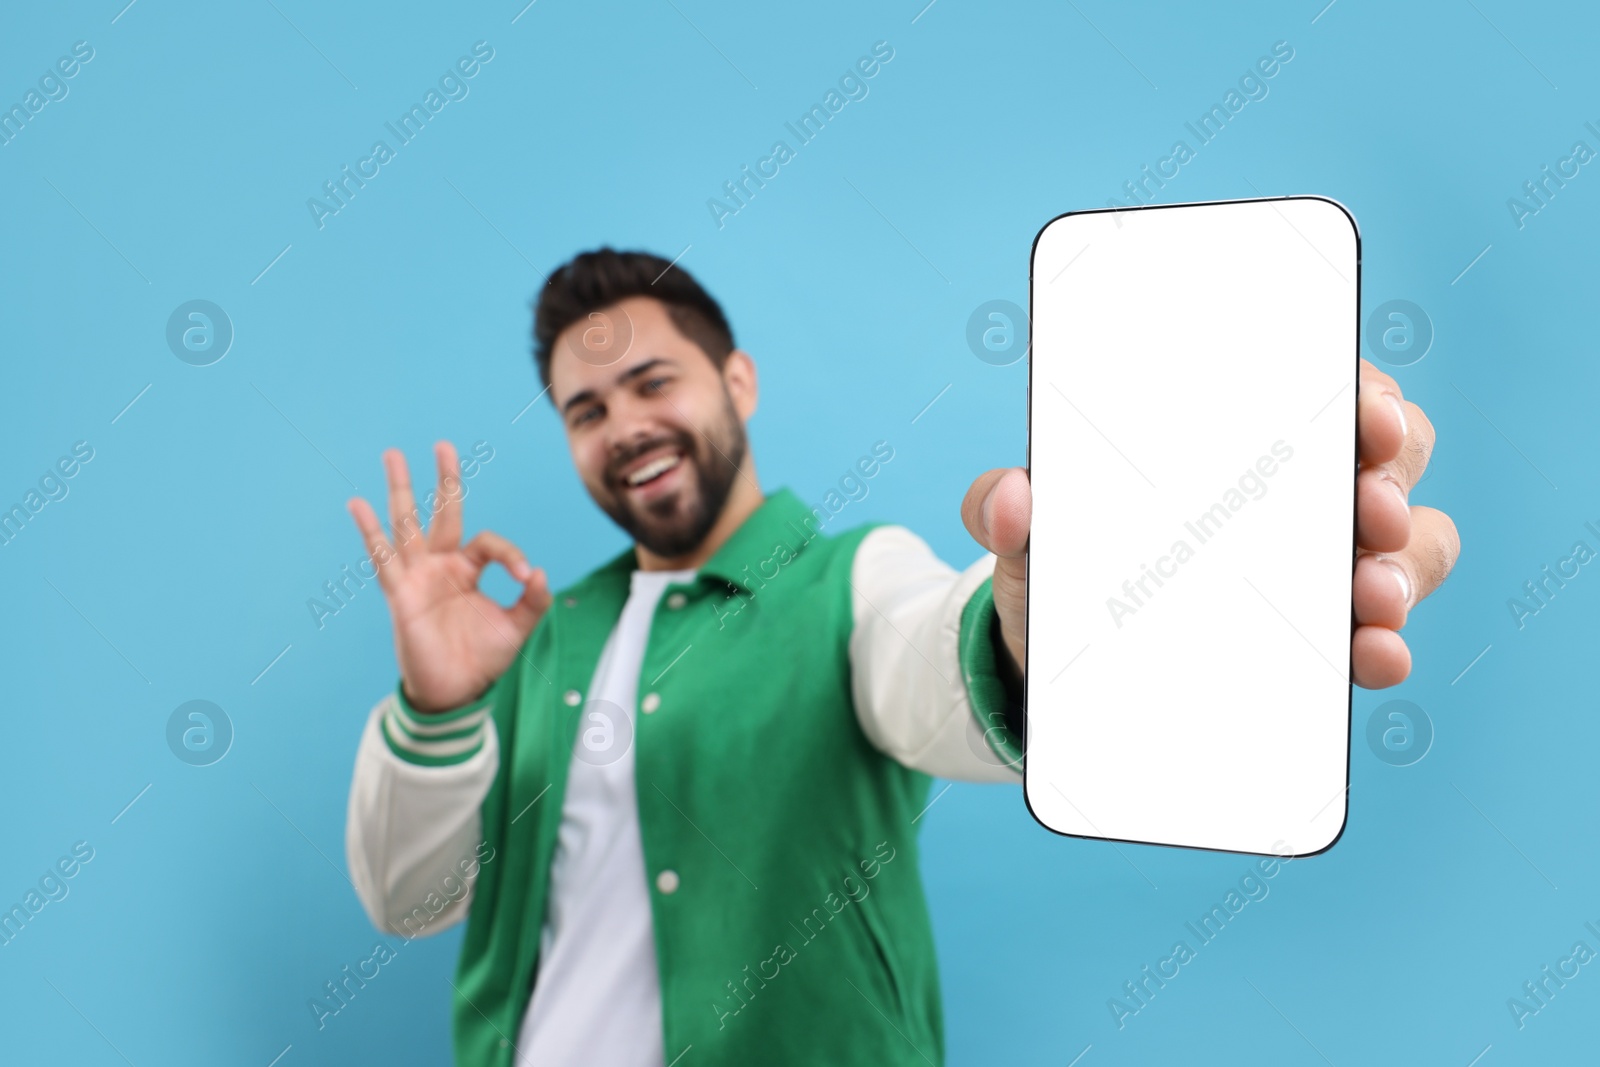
[1025,196,1359,857]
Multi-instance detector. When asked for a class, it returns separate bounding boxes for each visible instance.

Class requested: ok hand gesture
[346,441,551,713]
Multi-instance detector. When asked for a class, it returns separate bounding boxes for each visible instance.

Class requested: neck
[634,458,764,572]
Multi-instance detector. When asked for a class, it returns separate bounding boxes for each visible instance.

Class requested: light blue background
[1,0,1593,1064]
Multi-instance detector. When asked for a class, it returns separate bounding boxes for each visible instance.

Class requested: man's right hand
[346,441,551,713]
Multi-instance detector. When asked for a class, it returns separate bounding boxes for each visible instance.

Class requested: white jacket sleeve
[344,688,500,937]
[847,524,1024,783]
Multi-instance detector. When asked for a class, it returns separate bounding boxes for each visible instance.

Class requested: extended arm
[847,525,1024,782]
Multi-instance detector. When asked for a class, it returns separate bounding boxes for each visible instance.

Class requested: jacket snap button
[563,689,582,707]
[563,596,578,608]
[656,869,680,894]
[641,692,661,714]
[666,592,687,610]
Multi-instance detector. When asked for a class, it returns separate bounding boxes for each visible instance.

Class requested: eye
[571,406,600,427]
[645,376,671,393]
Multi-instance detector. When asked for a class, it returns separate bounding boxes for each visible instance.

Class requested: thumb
[962,467,1031,566]
[505,567,553,637]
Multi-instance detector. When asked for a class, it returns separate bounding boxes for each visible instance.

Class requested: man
[343,249,1458,1066]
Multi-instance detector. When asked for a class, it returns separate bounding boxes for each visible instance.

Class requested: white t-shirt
[514,567,695,1067]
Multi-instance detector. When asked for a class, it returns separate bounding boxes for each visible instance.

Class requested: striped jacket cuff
[381,680,493,767]
[958,576,1025,769]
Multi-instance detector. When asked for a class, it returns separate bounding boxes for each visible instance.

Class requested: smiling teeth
[627,454,681,486]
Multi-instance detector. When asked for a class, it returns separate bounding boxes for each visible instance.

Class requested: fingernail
[1381,557,1411,606]
[1387,392,1407,438]
[1382,471,1408,507]
[981,489,995,536]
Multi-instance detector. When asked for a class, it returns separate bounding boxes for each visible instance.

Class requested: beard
[592,389,748,560]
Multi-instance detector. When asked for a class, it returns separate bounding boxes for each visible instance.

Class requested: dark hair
[531,247,736,392]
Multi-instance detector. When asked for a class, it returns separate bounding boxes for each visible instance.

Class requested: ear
[722,349,759,422]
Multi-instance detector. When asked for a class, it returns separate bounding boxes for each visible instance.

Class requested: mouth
[618,448,685,493]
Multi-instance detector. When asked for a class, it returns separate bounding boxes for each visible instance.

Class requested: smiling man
[342,248,1458,1066]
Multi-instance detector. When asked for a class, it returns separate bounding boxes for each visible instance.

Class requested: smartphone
[1024,195,1360,857]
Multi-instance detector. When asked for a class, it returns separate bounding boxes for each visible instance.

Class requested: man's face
[550,295,756,559]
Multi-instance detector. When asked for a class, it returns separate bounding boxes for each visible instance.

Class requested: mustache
[606,432,695,485]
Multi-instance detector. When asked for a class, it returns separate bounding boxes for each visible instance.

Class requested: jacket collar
[579,486,820,596]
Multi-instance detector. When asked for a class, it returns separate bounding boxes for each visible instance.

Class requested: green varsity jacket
[346,487,1026,1065]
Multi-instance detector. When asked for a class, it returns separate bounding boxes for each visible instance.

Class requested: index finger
[346,496,402,593]
[1358,360,1435,493]
[1357,360,1411,462]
